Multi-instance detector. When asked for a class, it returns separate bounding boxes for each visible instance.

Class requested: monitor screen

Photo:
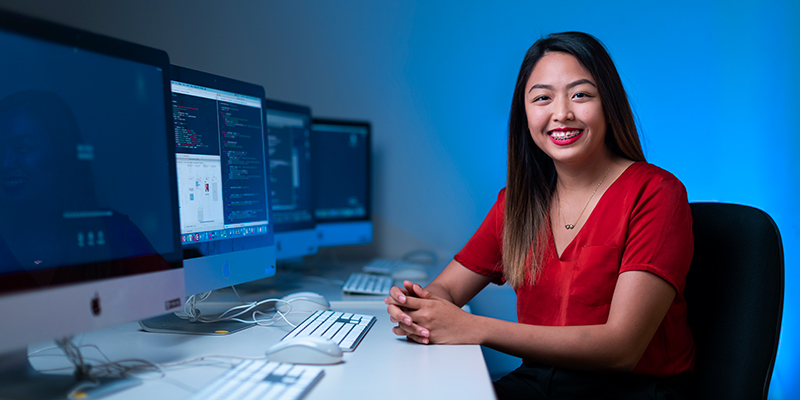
[311,119,372,247]
[265,100,318,260]
[0,9,183,357]
[169,66,276,296]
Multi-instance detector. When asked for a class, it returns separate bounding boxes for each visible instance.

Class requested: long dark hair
[503,32,645,288]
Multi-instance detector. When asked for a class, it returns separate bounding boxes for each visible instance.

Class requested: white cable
[173,290,213,321]
[193,297,288,323]
[230,285,247,303]
[34,342,258,379]
[164,287,318,329]
[33,344,278,396]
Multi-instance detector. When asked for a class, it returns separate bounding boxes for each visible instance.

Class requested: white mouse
[391,263,429,281]
[265,336,343,365]
[278,291,330,313]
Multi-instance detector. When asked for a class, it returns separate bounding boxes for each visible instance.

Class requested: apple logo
[91,292,101,316]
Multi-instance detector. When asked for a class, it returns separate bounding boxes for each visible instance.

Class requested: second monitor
[171,66,276,296]
[140,66,276,335]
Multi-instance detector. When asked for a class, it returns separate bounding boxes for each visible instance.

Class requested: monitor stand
[0,348,140,400]
[138,313,253,335]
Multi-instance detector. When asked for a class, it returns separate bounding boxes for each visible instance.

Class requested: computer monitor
[0,9,184,397]
[169,66,276,295]
[265,100,318,260]
[310,119,372,247]
[139,66,276,335]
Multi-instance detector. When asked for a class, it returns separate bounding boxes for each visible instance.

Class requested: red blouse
[454,162,695,377]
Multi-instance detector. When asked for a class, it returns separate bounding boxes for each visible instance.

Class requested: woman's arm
[389,269,676,372]
[385,260,493,338]
[422,259,494,306]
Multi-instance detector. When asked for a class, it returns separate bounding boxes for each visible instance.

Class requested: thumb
[412,283,439,300]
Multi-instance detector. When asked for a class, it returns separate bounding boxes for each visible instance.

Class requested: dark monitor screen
[311,119,372,247]
[0,9,183,356]
[169,66,276,296]
[265,100,317,260]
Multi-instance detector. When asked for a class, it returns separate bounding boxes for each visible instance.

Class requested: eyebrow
[528,79,596,94]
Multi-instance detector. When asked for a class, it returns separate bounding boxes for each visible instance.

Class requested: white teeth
[549,130,581,140]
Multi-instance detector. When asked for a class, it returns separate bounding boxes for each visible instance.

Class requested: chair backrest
[685,202,784,400]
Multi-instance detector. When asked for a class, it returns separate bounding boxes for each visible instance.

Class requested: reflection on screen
[0,28,177,291]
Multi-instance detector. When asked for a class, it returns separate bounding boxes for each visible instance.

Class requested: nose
[552,96,574,122]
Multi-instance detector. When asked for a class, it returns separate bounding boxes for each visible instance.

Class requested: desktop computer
[0,9,184,398]
[310,119,428,295]
[265,100,318,261]
[139,65,277,335]
[310,119,372,247]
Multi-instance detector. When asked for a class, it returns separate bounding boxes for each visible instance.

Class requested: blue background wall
[3,1,797,397]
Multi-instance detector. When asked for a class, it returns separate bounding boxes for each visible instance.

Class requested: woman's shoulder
[495,187,509,212]
[623,161,684,186]
[617,162,689,205]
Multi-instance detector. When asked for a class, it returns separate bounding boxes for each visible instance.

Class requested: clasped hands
[384,281,475,345]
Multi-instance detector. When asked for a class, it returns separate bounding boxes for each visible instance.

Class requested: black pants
[493,363,693,400]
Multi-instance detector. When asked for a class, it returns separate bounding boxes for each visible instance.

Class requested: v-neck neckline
[551,162,639,261]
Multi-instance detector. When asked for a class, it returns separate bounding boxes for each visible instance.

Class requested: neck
[555,153,618,193]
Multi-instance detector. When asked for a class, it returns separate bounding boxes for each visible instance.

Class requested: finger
[392,323,421,338]
[391,316,430,337]
[389,313,414,326]
[392,325,410,337]
[405,334,430,345]
[389,285,409,304]
[411,283,438,300]
[384,295,405,307]
[384,293,417,309]
[386,304,413,325]
[392,325,429,344]
[402,281,419,297]
[397,294,432,310]
[386,295,420,312]
[389,309,430,335]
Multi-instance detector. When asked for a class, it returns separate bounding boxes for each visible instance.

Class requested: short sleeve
[619,177,694,293]
[454,189,506,285]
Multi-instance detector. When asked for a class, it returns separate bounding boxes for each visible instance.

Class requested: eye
[532,94,550,103]
[573,92,591,99]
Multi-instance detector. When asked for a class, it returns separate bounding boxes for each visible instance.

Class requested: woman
[385,32,694,399]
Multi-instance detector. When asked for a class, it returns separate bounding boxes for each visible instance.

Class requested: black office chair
[684,202,784,400]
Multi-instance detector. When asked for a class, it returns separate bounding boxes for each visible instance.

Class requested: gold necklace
[558,164,612,230]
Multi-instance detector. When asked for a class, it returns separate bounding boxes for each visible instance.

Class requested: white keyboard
[189,359,323,400]
[282,310,376,352]
[342,272,394,295]
[362,257,419,275]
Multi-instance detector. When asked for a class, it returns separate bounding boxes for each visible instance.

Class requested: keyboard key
[189,360,323,400]
[343,272,394,295]
[282,310,376,352]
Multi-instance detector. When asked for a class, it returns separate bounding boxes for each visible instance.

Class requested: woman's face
[0,110,62,207]
[524,52,607,166]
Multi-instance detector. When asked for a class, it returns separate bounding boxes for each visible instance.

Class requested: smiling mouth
[549,129,582,141]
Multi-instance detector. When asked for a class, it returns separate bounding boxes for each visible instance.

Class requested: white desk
[28,300,496,400]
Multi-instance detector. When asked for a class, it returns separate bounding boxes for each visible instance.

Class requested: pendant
[565,224,575,229]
